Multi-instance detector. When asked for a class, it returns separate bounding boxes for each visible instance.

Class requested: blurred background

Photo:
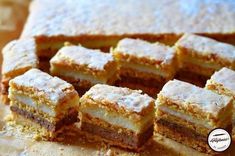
[0,0,30,59]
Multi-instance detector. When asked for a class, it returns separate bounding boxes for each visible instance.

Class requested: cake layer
[206,81,235,121]
[155,119,215,154]
[176,34,235,65]
[80,84,154,115]
[22,0,235,40]
[9,91,79,122]
[1,38,38,79]
[119,67,167,86]
[181,54,226,70]
[205,68,235,138]
[1,38,39,103]
[81,121,153,151]
[10,105,78,132]
[50,45,115,73]
[81,114,153,150]
[206,67,235,95]
[51,66,106,85]
[118,61,174,79]
[81,104,154,133]
[176,34,235,77]
[10,113,68,140]
[156,105,232,135]
[157,80,233,124]
[9,69,78,107]
[10,112,55,139]
[113,38,176,66]
[10,100,53,121]
[50,64,117,85]
[176,61,217,78]
[206,68,235,112]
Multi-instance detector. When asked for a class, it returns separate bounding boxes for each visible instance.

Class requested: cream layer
[50,66,115,85]
[81,106,154,133]
[14,94,54,116]
[158,105,212,129]
[119,61,171,78]
[181,56,223,70]
[158,105,231,129]
[9,92,79,117]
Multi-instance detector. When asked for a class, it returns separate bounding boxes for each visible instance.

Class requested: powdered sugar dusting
[177,34,235,62]
[160,79,232,117]
[210,67,235,93]
[10,69,74,104]
[2,38,38,75]
[51,46,114,70]
[115,38,176,64]
[84,84,154,113]
[21,0,235,38]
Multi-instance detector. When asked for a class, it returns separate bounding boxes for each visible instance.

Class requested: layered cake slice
[112,38,177,96]
[175,34,235,86]
[205,67,235,140]
[8,68,79,140]
[50,45,118,95]
[1,38,39,104]
[80,84,155,151]
[155,79,233,154]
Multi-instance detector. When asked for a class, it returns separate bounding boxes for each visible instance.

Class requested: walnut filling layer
[155,118,232,154]
[10,106,78,132]
[50,66,116,85]
[157,105,213,129]
[156,118,207,142]
[155,119,212,154]
[80,106,154,133]
[81,121,153,150]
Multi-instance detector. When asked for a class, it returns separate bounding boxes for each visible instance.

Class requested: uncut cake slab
[21,0,235,58]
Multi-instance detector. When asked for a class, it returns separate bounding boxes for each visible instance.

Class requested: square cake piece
[1,38,39,104]
[175,34,235,86]
[206,67,235,139]
[8,68,79,140]
[80,84,155,151]
[112,38,177,96]
[50,45,118,95]
[155,79,233,154]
